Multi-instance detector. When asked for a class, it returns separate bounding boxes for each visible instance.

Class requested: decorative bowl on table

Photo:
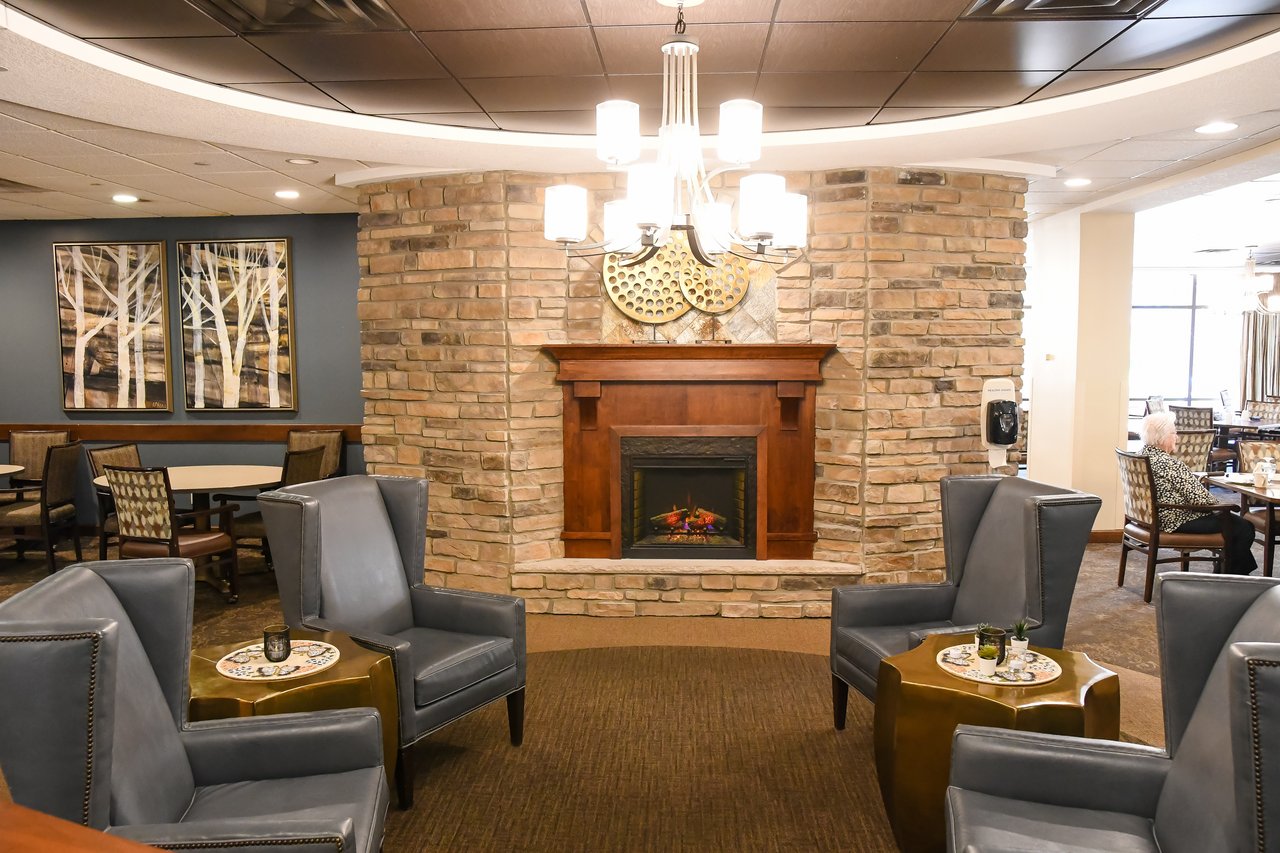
[935,643,1063,686]
[215,640,340,682]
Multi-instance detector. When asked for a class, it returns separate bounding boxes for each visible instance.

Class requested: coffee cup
[1256,470,1269,489]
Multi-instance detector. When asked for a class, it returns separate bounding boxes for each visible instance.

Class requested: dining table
[1212,414,1280,445]
[92,464,283,514]
[0,464,23,478]
[1204,471,1278,576]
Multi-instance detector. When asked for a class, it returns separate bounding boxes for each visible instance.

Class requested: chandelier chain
[675,4,686,34]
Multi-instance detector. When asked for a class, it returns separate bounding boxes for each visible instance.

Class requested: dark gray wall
[0,213,364,518]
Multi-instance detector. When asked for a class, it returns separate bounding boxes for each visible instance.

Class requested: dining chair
[1228,440,1280,577]
[1246,400,1280,420]
[86,443,142,560]
[104,466,241,604]
[217,446,325,564]
[1116,449,1234,602]
[1169,428,1215,472]
[0,441,82,572]
[1145,395,1167,414]
[286,429,344,479]
[1166,406,1237,471]
[6,429,71,490]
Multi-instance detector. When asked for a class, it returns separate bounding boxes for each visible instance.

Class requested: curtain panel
[1241,310,1280,404]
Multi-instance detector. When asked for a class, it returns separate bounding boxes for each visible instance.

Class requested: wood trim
[1089,530,1123,543]
[0,423,361,443]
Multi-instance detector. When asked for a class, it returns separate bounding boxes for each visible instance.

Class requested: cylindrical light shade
[772,192,808,250]
[544,184,588,244]
[718,99,763,165]
[693,202,733,255]
[738,173,785,242]
[627,164,674,230]
[603,199,641,252]
[596,100,641,165]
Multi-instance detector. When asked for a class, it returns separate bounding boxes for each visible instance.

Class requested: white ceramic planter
[1010,638,1029,654]
[978,657,998,676]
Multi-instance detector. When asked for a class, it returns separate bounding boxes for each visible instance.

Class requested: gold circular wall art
[603,231,753,323]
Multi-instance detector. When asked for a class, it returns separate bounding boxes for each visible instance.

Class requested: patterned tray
[935,643,1063,686]
[215,640,340,682]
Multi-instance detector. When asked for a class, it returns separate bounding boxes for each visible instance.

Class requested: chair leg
[225,547,239,604]
[1179,551,1189,572]
[98,529,109,561]
[1143,545,1159,603]
[41,519,57,575]
[1117,541,1131,587]
[507,688,525,747]
[832,674,849,731]
[395,744,414,810]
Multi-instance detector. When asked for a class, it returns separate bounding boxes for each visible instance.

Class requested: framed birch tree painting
[178,238,296,410]
[53,242,171,411]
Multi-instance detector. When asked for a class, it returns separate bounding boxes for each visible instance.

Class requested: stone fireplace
[356,167,1027,616]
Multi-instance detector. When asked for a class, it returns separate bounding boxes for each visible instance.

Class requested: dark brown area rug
[387,646,896,853]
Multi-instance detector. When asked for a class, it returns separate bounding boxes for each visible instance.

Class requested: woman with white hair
[1140,411,1256,574]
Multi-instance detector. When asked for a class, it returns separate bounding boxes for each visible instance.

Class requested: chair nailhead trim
[163,839,342,850]
[1249,658,1280,852]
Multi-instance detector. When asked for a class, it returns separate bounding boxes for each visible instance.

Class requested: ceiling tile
[489,111,599,133]
[0,103,119,133]
[886,71,1060,108]
[27,153,160,176]
[584,0,776,26]
[177,171,285,192]
[594,24,770,74]
[1026,70,1151,101]
[774,0,972,21]
[1077,15,1280,71]
[870,107,980,123]
[419,28,603,77]
[1139,110,1280,140]
[217,148,370,174]
[130,150,258,171]
[1094,139,1230,159]
[1056,160,1169,178]
[87,37,300,84]
[1150,0,1280,16]
[6,0,231,37]
[754,72,910,107]
[245,33,447,82]
[1028,176,1127,191]
[763,23,952,72]
[229,83,352,111]
[762,107,879,131]
[60,129,221,156]
[0,130,120,159]
[919,20,1132,71]
[316,79,481,114]
[127,201,224,217]
[464,76,611,112]
[390,0,588,30]
[0,153,89,180]
[607,74,759,109]
[1006,141,1121,165]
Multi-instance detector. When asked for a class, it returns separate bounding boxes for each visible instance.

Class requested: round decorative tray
[215,640,340,682]
[935,643,1062,686]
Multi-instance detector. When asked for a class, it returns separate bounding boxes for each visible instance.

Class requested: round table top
[93,464,282,492]
[0,464,23,477]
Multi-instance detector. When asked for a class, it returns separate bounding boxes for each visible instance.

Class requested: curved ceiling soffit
[4,4,1280,181]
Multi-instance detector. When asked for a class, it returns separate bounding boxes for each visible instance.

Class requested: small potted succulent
[1009,619,1030,655]
[977,644,1000,676]
[977,624,1008,664]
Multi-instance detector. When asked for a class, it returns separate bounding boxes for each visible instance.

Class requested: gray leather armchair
[831,475,1101,722]
[259,474,526,809]
[0,558,389,852]
[946,572,1280,852]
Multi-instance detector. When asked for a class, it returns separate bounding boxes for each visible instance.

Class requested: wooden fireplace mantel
[544,344,834,560]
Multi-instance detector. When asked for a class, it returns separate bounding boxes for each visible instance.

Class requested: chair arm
[0,486,38,502]
[108,817,354,852]
[949,725,1169,817]
[831,583,958,629]
[211,492,258,505]
[409,586,525,640]
[1157,502,1237,514]
[181,709,383,786]
[302,616,416,746]
[176,505,238,532]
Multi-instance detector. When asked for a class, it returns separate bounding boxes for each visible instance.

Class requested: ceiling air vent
[0,177,48,193]
[962,0,1168,18]
[184,0,405,33]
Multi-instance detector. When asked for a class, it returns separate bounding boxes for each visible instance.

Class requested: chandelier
[542,0,807,269]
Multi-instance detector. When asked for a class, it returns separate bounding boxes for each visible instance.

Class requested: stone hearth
[356,167,1026,616]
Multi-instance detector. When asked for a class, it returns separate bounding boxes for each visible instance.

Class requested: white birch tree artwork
[53,242,170,410]
[179,239,294,410]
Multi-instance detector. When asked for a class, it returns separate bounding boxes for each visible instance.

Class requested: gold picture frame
[53,241,172,411]
[178,238,297,411]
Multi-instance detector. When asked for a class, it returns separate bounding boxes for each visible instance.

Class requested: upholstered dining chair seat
[0,500,75,525]
[397,627,517,708]
[1121,523,1224,548]
[948,788,1158,852]
[834,622,955,678]
[122,531,233,559]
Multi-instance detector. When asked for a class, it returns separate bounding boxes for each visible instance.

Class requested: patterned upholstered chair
[1145,395,1167,414]
[1170,429,1215,472]
[287,429,345,479]
[216,447,325,563]
[1170,406,1235,471]
[0,441,82,572]
[1116,449,1234,602]
[1236,439,1280,473]
[86,443,142,560]
[1229,440,1280,577]
[1245,400,1280,420]
[0,558,389,851]
[104,466,240,604]
[6,429,70,490]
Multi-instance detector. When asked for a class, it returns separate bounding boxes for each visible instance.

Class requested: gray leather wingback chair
[831,475,1101,722]
[946,572,1280,852]
[0,558,389,852]
[259,475,526,809]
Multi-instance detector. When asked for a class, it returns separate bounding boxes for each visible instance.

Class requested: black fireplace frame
[619,435,758,559]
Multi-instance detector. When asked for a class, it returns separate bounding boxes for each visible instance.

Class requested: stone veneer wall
[356,168,1026,613]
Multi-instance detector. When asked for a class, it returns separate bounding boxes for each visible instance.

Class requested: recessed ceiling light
[1063,178,1092,188]
[1195,121,1238,134]
[112,193,139,204]
[275,189,300,199]
[286,158,318,165]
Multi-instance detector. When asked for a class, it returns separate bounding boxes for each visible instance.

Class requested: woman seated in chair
[1141,411,1256,574]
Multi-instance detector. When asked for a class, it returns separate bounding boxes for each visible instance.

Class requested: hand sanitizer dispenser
[980,378,1019,469]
